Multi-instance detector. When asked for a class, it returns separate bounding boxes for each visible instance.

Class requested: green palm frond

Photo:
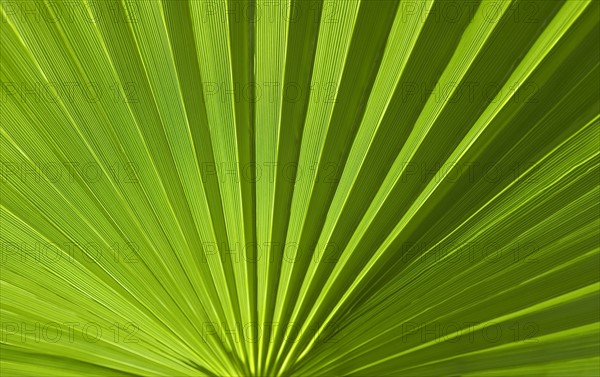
[1,0,599,376]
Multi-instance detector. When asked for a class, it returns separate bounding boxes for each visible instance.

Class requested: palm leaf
[1,0,598,376]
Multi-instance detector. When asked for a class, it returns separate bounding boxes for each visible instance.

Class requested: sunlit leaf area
[1,0,599,376]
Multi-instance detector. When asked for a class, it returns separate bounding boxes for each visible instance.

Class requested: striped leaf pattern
[1,0,599,376]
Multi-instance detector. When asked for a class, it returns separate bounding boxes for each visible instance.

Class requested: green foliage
[1,0,599,376]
